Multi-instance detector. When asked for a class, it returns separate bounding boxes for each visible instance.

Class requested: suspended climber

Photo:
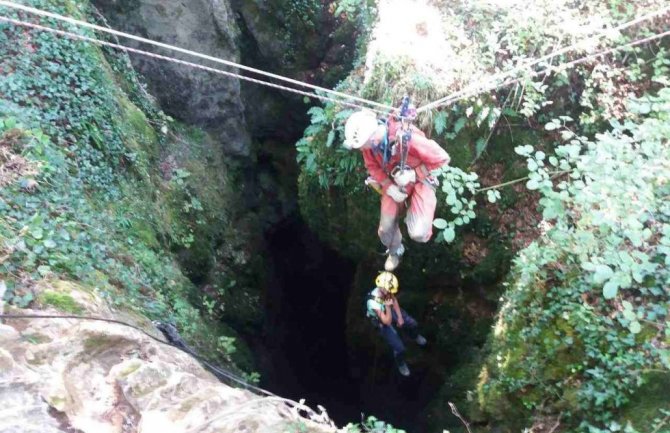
[366,271,426,377]
[343,98,451,271]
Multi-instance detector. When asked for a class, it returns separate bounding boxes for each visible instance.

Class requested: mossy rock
[618,372,670,431]
[38,291,84,315]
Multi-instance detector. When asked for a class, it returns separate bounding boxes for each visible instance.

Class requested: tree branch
[448,402,473,433]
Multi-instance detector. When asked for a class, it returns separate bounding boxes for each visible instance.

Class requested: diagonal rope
[429,29,670,109]
[0,0,394,112]
[0,15,391,116]
[417,5,670,113]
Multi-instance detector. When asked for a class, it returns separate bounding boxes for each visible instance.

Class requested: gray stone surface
[0,282,339,433]
[93,0,251,155]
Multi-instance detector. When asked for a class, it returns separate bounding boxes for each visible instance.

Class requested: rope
[417,5,670,112]
[0,0,393,112]
[0,313,275,397]
[429,28,670,109]
[0,15,390,116]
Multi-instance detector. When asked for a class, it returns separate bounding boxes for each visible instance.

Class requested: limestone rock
[93,0,251,155]
[0,280,339,432]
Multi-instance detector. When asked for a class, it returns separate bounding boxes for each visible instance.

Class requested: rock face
[0,281,338,433]
[93,0,251,155]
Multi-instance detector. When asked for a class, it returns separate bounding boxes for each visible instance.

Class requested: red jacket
[362,118,450,191]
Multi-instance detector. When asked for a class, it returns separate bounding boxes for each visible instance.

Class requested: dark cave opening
[258,214,468,432]
[261,214,360,422]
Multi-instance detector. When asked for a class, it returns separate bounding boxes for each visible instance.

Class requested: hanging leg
[405,182,437,243]
[378,324,410,376]
[379,195,404,271]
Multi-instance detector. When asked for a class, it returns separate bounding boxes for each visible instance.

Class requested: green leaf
[593,265,614,284]
[326,129,336,147]
[603,280,618,299]
[475,137,487,159]
[30,227,44,240]
[526,179,540,190]
[444,226,456,243]
[453,117,467,134]
[628,320,641,334]
[433,218,448,230]
[37,265,51,277]
[434,111,448,135]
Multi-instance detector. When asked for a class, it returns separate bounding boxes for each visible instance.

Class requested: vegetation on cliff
[296,0,669,431]
[0,0,259,376]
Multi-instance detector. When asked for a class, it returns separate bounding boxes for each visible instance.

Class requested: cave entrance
[261,214,360,422]
[258,213,488,432]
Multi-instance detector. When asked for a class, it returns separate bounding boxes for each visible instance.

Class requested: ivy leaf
[30,227,44,240]
[628,320,641,334]
[37,265,51,277]
[593,264,614,284]
[603,280,619,299]
[433,218,448,229]
[43,239,57,249]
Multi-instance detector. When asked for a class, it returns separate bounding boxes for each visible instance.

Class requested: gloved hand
[386,184,408,203]
[393,168,416,187]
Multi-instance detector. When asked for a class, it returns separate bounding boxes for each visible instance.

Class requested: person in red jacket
[343,108,450,271]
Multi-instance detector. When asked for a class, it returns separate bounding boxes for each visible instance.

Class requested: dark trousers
[376,308,419,364]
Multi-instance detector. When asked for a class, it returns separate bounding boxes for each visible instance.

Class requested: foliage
[0,0,259,377]
[345,416,406,433]
[478,89,670,431]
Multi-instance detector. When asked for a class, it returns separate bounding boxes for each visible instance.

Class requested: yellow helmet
[375,271,399,294]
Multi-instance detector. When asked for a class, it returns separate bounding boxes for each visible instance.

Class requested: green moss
[117,360,142,378]
[22,333,52,344]
[39,291,84,315]
[619,372,670,430]
[83,334,126,352]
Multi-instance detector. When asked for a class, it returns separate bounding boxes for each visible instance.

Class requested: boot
[384,244,404,272]
[396,360,410,376]
[384,254,401,271]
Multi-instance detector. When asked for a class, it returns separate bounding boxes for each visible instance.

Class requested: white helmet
[343,110,378,150]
